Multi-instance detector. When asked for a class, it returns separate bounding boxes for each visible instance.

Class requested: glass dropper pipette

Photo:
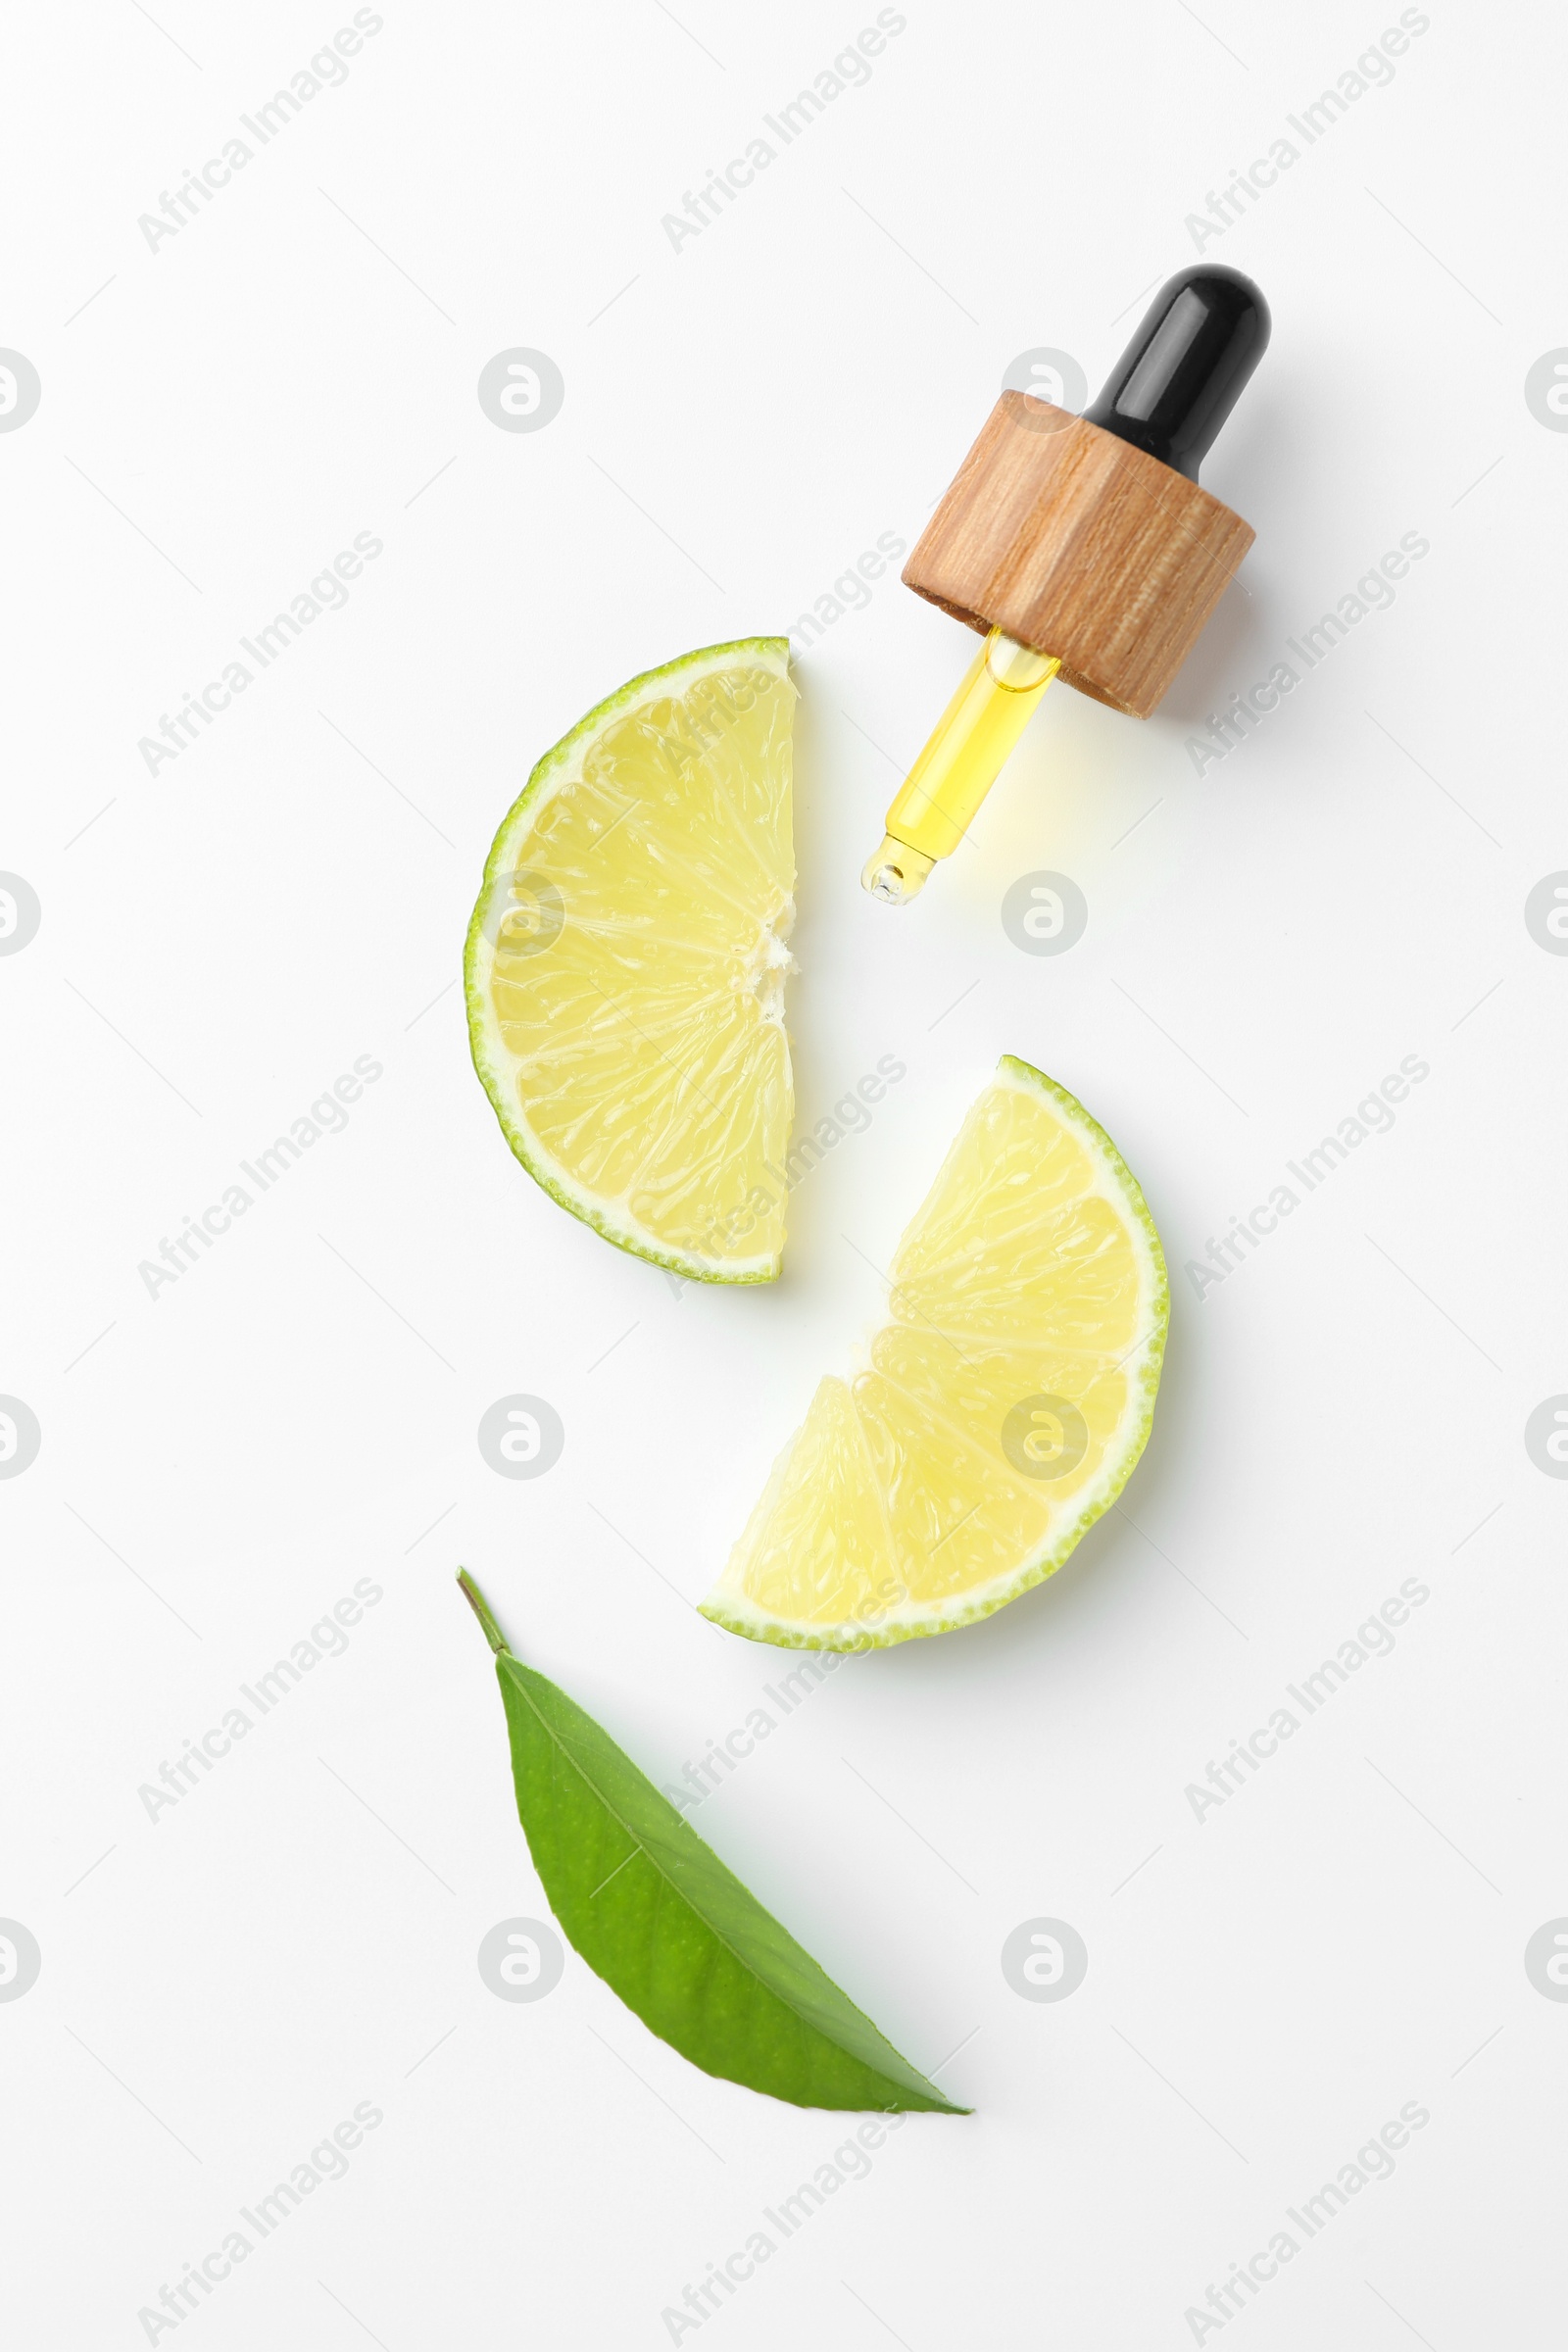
[861,629,1059,905]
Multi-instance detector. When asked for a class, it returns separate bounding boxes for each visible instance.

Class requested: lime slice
[701,1056,1168,1647]
[466,639,796,1282]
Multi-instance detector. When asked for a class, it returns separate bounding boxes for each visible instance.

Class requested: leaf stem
[456,1568,512,1655]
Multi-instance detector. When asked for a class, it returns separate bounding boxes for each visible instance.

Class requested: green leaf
[459,1570,968,2115]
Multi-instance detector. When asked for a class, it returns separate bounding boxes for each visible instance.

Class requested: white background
[3,1,1566,2344]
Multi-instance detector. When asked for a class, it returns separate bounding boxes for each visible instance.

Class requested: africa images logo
[1525,352,1568,431]
[476,350,564,432]
[477,1396,565,1479]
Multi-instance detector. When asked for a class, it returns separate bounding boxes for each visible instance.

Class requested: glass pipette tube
[861,629,1060,905]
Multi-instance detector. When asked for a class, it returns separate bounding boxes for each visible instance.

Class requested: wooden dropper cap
[902,267,1270,718]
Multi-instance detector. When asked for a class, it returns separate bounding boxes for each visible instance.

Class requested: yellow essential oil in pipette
[861,629,1059,905]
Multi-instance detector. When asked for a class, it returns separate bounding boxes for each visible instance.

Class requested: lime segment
[702,1057,1169,1646]
[466,639,796,1282]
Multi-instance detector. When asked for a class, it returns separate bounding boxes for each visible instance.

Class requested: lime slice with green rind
[466,639,796,1282]
[702,1056,1169,1646]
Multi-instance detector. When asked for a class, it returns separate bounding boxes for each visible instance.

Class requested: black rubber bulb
[1081,265,1270,483]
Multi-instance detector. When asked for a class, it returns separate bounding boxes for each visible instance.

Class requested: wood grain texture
[902,393,1254,718]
